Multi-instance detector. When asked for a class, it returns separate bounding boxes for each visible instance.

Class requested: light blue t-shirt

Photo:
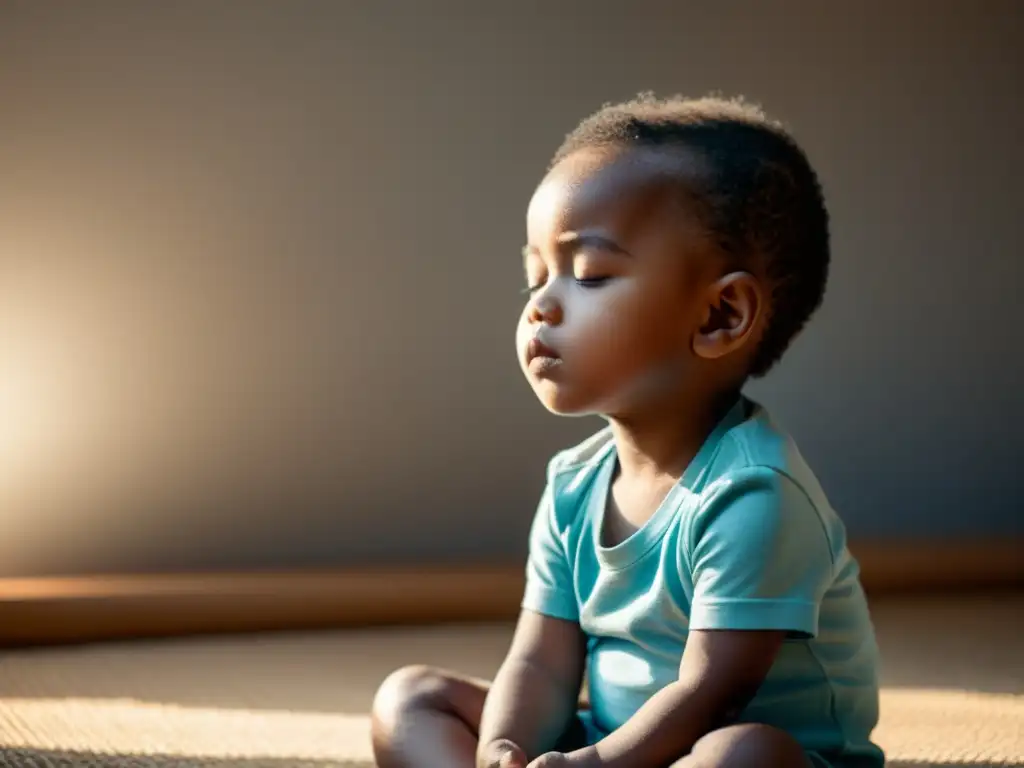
[522,397,883,767]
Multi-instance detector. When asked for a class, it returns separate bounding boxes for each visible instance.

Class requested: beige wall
[1,1,1021,577]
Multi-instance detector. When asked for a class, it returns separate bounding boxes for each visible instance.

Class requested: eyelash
[522,277,610,295]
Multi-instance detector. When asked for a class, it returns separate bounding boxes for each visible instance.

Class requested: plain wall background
[1,0,1021,578]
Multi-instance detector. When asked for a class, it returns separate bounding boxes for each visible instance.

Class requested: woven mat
[1,593,1021,767]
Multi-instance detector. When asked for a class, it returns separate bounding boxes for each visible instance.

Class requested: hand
[478,738,528,768]
[526,752,570,768]
[527,746,601,768]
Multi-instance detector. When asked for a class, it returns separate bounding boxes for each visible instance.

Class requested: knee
[371,664,452,730]
[685,723,808,768]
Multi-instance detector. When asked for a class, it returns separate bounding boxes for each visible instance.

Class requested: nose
[528,292,563,326]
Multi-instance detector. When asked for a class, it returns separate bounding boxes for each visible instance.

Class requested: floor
[0,591,1021,767]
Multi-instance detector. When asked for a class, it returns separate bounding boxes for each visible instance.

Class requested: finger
[485,740,524,768]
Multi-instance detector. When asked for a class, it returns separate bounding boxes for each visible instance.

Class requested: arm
[479,469,587,766]
[477,608,587,763]
[564,629,783,768]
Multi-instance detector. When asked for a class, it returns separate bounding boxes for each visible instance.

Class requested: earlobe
[692,272,763,361]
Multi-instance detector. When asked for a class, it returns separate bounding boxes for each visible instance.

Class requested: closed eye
[521,276,611,295]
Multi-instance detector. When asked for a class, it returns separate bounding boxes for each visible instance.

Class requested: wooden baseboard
[1,539,1021,647]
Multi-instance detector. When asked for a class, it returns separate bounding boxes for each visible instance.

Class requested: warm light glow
[0,310,72,494]
[0,266,99,571]
[0,351,63,489]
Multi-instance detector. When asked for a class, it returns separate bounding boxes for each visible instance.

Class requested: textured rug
[1,592,1021,767]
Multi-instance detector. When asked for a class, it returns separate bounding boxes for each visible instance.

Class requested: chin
[531,380,597,418]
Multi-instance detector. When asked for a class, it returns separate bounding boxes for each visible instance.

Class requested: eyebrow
[522,232,632,260]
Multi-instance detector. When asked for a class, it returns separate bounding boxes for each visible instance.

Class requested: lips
[526,337,560,362]
[525,337,563,378]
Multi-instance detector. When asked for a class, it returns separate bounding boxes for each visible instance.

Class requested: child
[371,94,883,768]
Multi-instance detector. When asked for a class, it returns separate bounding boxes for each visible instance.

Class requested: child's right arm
[476,608,586,768]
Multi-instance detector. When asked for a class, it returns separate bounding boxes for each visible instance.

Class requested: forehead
[526,146,708,245]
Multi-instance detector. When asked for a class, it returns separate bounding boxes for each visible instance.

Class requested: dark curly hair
[551,93,830,378]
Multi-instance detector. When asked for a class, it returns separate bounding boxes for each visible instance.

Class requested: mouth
[525,337,562,376]
[526,337,560,362]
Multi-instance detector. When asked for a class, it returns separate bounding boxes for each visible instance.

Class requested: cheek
[569,288,671,359]
[567,286,692,401]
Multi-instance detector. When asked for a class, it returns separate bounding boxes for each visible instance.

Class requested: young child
[371,94,883,768]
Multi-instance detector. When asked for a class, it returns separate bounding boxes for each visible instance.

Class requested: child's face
[517,146,720,416]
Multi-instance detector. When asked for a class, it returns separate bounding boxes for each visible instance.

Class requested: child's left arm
[529,466,835,768]
[549,628,785,768]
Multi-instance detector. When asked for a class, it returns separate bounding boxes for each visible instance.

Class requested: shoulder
[699,399,826,506]
[687,400,835,551]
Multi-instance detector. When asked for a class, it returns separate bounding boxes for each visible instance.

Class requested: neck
[607,388,740,482]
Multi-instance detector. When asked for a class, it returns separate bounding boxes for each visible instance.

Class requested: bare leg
[371,665,490,768]
[669,723,814,768]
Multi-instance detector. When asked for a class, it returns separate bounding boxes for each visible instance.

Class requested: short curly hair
[551,93,830,378]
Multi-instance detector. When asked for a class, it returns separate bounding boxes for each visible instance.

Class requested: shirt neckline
[591,396,750,571]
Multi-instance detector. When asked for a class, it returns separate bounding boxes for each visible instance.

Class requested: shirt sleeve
[686,466,834,638]
[521,477,579,622]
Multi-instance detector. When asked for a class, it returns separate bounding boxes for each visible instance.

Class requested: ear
[692,271,764,362]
